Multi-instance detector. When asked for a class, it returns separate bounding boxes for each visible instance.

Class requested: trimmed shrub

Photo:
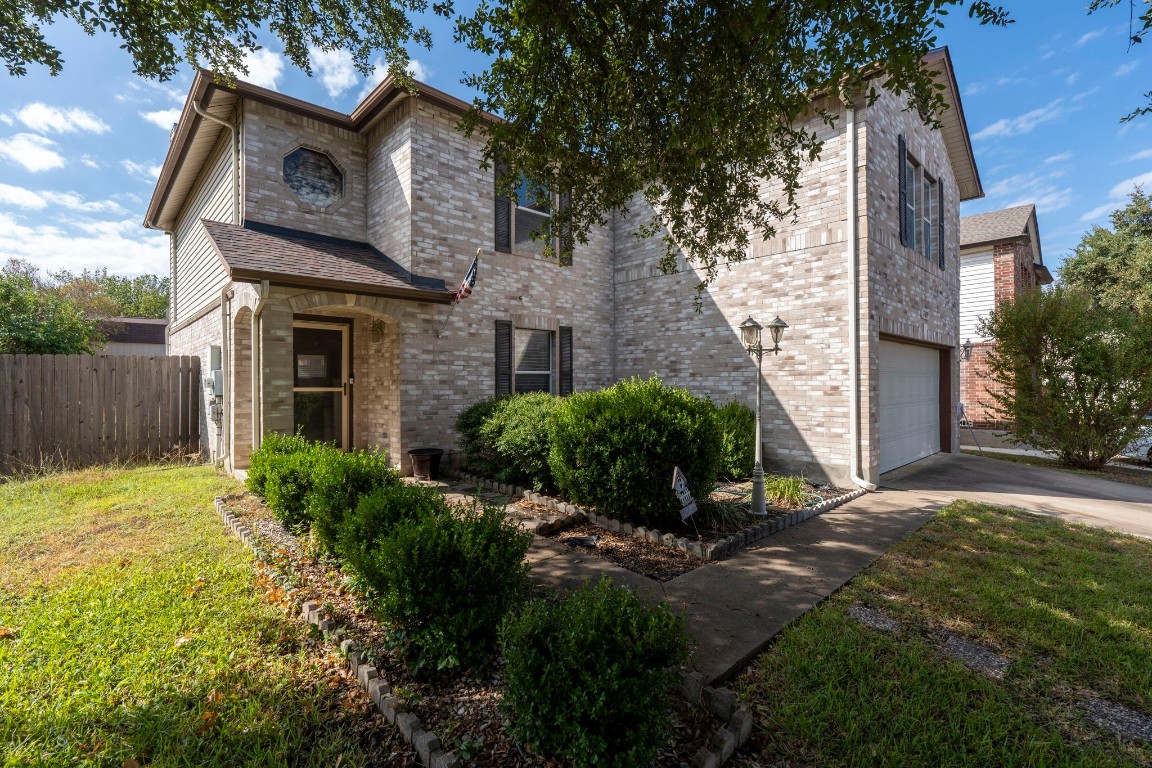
[335,483,452,589]
[245,430,313,496]
[365,503,532,671]
[500,578,690,768]
[307,449,399,553]
[262,450,319,532]
[548,377,721,525]
[455,396,505,477]
[714,399,755,480]
[482,392,562,491]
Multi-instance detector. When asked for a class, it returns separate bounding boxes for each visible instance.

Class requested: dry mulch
[545,520,702,582]
[224,492,725,767]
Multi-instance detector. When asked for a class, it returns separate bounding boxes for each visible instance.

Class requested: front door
[293,321,350,448]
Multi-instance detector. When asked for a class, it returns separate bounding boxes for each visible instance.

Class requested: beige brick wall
[243,101,368,241]
[861,86,962,464]
[168,304,222,461]
[367,104,414,272]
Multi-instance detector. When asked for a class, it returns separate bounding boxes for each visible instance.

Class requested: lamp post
[740,315,788,516]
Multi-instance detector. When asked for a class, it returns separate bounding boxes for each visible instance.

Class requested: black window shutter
[897,134,909,247]
[558,326,573,395]
[938,180,945,270]
[494,158,512,253]
[557,191,573,266]
[495,320,512,395]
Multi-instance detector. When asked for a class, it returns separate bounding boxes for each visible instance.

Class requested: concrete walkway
[882,452,1152,539]
[449,451,1151,685]
[526,487,946,684]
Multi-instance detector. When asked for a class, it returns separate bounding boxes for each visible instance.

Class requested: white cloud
[1116,61,1139,77]
[0,115,11,126]
[1079,202,1116,222]
[1044,152,1072,164]
[0,183,47,209]
[0,211,169,276]
[79,156,101,169]
[310,48,359,98]
[115,80,186,106]
[140,108,183,130]
[1108,171,1152,198]
[0,133,66,172]
[973,99,1070,140]
[1075,29,1104,47]
[1129,148,1152,161]
[1065,72,1079,87]
[241,49,285,90]
[15,103,108,134]
[121,159,162,181]
[357,57,433,100]
[984,170,1074,213]
[408,58,431,82]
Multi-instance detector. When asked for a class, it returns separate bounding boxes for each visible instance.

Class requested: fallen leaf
[118,559,131,568]
[174,636,191,647]
[0,627,18,640]
[123,759,140,768]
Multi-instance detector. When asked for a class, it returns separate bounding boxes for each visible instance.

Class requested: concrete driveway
[881,452,1152,539]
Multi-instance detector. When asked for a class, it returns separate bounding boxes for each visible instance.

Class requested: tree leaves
[1060,189,1152,315]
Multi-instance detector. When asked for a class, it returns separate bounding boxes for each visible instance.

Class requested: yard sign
[672,466,697,521]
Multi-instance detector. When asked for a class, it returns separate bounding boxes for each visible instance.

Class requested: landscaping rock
[347,650,361,676]
[847,604,901,633]
[941,636,1011,680]
[635,526,648,539]
[380,695,401,723]
[692,748,719,768]
[730,708,754,746]
[357,664,378,687]
[710,727,738,762]
[301,600,319,622]
[1084,698,1152,743]
[432,751,461,768]
[708,687,738,721]
[681,672,706,705]
[367,676,390,706]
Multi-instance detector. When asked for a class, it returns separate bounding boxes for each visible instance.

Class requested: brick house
[958,204,1052,432]
[145,47,981,486]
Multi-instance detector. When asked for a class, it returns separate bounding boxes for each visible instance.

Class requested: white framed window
[900,140,939,263]
[513,176,552,258]
[513,328,553,393]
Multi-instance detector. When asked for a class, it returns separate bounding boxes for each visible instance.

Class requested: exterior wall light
[960,338,973,361]
[739,315,788,516]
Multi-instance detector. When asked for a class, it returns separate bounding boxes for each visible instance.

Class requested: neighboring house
[100,317,168,356]
[958,204,1052,431]
[145,47,980,485]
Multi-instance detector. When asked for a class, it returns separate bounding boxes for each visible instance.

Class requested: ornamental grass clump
[500,578,690,768]
[548,377,721,525]
[765,474,810,508]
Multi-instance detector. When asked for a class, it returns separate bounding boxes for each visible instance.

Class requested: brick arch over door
[287,291,407,322]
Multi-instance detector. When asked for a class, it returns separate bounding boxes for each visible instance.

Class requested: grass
[736,500,1152,767]
[0,464,377,767]
[961,449,1152,489]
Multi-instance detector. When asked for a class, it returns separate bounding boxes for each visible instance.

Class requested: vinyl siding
[173,135,235,325]
[959,250,994,341]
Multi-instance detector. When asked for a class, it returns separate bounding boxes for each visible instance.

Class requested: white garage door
[879,340,940,473]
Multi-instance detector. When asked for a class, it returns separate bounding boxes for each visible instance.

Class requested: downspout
[845,98,877,491]
[251,280,270,453]
[218,285,231,468]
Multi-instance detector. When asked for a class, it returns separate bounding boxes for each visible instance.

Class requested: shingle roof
[201,220,453,303]
[103,318,167,344]
[959,204,1035,247]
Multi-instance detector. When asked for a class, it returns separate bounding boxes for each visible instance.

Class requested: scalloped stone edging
[213,497,460,768]
[449,471,866,561]
[680,672,754,767]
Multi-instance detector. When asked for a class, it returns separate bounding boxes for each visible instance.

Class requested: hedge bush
[455,396,505,478]
[262,450,319,532]
[548,377,721,524]
[334,483,452,591]
[482,393,561,491]
[307,449,398,553]
[366,504,532,671]
[245,431,314,496]
[714,399,756,480]
[500,578,690,768]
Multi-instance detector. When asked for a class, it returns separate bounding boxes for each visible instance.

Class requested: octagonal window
[283,147,344,207]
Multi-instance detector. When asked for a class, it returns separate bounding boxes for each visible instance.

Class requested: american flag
[454,254,478,304]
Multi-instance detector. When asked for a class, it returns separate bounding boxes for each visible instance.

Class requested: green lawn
[736,501,1152,767]
[0,464,375,767]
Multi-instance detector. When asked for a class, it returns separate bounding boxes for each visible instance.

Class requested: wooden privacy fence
[0,354,200,475]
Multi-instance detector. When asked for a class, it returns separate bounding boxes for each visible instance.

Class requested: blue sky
[0,3,1148,280]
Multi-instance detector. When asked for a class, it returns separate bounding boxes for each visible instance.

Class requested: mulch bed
[224,492,723,767]
[546,521,702,582]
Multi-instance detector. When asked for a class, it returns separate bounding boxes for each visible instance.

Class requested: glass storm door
[293,321,350,448]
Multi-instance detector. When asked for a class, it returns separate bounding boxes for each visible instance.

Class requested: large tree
[980,286,1152,470]
[52,269,170,319]
[0,260,105,354]
[3,0,1009,289]
[1059,189,1152,315]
